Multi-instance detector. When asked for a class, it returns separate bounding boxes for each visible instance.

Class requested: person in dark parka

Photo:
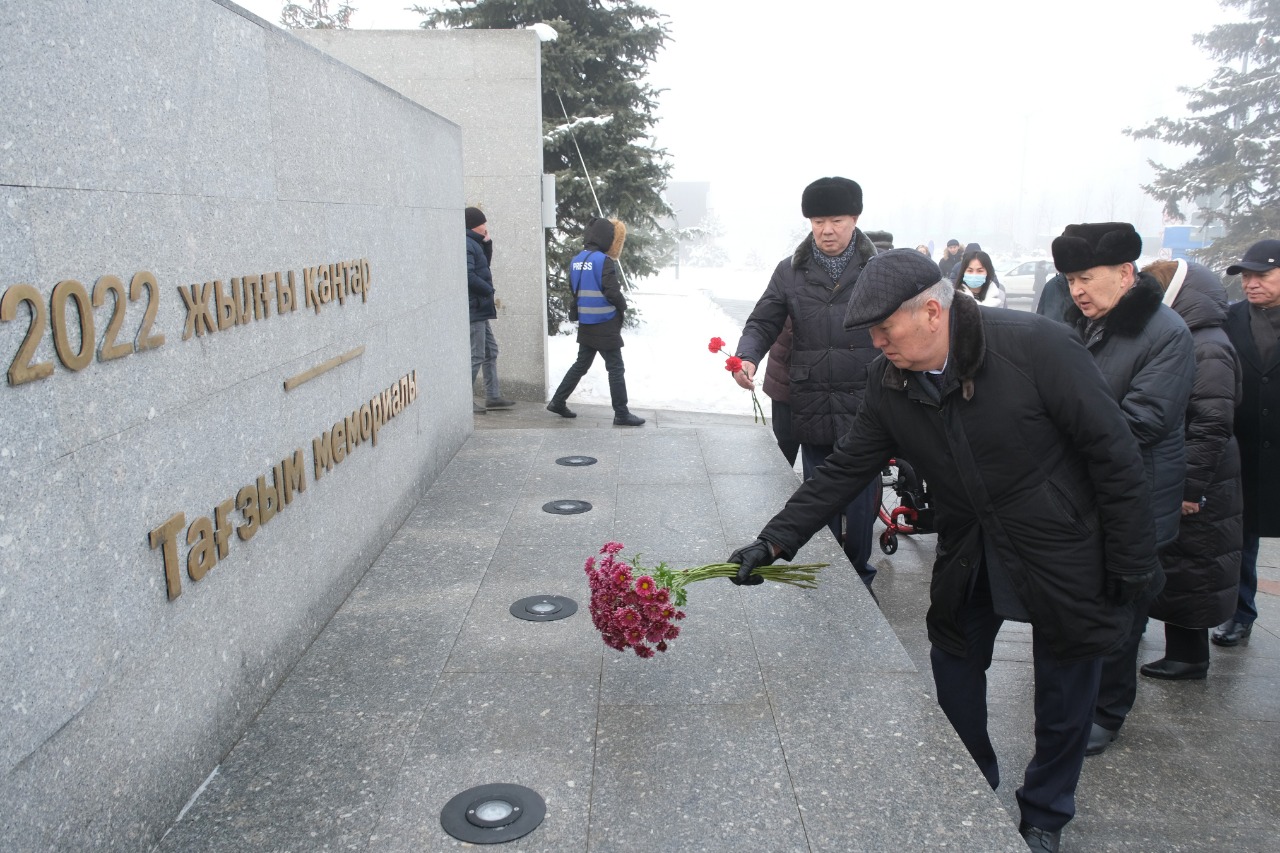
[547,217,645,426]
[726,248,1159,852]
[1216,238,1280,646]
[732,177,882,586]
[465,207,514,413]
[1052,222,1195,756]
[1137,259,1242,679]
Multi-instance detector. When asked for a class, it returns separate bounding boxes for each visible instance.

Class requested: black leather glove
[728,539,775,586]
[1105,569,1154,606]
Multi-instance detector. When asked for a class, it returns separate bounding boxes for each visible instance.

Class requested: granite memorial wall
[0,0,469,845]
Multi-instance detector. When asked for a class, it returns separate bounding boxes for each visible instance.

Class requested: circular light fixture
[440,783,546,844]
[555,455,598,467]
[510,595,578,622]
[542,499,592,515]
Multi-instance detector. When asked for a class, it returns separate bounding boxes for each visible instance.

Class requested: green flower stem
[668,562,826,594]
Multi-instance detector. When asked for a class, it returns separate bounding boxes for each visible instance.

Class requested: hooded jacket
[735,230,878,445]
[1064,273,1196,548]
[466,228,496,322]
[572,218,628,351]
[757,297,1159,661]
[1144,260,1242,628]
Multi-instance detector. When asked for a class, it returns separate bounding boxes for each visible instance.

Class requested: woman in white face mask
[958,250,1007,308]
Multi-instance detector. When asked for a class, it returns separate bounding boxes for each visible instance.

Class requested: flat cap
[1051,222,1141,273]
[844,248,947,330]
[1226,239,1280,276]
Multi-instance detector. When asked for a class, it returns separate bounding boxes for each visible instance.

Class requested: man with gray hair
[726,249,1160,852]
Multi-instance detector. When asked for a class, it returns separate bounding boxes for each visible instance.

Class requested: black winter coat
[1065,274,1195,548]
[572,218,628,351]
[735,231,878,445]
[1225,299,1280,536]
[1150,262,1243,628]
[466,229,496,322]
[758,297,1159,662]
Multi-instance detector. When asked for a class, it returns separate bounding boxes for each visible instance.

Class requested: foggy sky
[237,0,1236,261]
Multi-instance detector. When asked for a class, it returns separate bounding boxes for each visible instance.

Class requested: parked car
[1001,259,1055,304]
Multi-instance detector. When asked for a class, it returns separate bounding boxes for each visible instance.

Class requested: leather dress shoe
[484,397,515,409]
[546,401,577,418]
[1018,820,1061,853]
[613,410,645,426]
[1085,723,1118,756]
[472,401,487,414]
[1140,657,1209,680]
[1211,620,1252,647]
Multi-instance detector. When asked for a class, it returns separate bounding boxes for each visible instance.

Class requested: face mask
[963,273,986,288]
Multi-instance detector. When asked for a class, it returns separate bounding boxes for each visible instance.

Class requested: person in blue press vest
[547,217,645,426]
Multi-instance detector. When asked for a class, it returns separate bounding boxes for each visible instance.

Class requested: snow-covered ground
[546,264,779,414]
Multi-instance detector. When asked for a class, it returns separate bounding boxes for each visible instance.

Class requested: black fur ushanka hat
[1051,222,1142,273]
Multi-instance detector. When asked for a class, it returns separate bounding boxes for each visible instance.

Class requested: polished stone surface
[158,405,1280,851]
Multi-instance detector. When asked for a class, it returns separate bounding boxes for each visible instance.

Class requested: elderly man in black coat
[727,249,1159,853]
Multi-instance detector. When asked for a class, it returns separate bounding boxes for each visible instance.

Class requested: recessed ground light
[509,595,578,622]
[440,783,546,844]
[542,499,592,514]
[555,455,598,466]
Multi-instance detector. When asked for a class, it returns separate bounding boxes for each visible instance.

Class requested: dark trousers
[551,344,628,414]
[1234,532,1260,624]
[930,568,1101,832]
[800,443,880,584]
[770,400,800,467]
[1163,623,1210,664]
[1093,599,1150,732]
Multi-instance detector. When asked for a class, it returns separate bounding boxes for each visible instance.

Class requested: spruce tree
[280,1,356,29]
[1127,0,1279,266]
[412,1,673,332]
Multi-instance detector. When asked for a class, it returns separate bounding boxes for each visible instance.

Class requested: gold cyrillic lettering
[278,271,297,314]
[246,274,268,321]
[303,266,321,313]
[317,264,332,304]
[281,448,306,505]
[180,282,215,340]
[359,403,373,440]
[345,411,362,451]
[213,497,235,560]
[331,420,347,464]
[214,279,242,331]
[186,515,216,581]
[361,258,370,302]
[236,484,260,541]
[149,513,187,601]
[312,431,333,479]
[256,472,280,525]
[408,370,418,402]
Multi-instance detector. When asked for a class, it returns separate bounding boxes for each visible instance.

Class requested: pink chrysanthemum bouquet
[584,542,827,657]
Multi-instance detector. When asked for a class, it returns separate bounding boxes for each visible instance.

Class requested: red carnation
[725,356,743,373]
[708,336,726,353]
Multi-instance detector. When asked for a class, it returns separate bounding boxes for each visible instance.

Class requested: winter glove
[728,539,775,586]
[1105,569,1154,606]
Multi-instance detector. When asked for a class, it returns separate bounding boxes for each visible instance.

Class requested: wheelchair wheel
[879,530,898,555]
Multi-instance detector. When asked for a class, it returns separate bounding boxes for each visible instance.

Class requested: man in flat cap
[730,177,883,587]
[726,249,1160,852]
[1217,238,1280,647]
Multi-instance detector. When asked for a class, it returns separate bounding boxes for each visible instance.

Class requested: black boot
[613,410,645,426]
[547,401,577,419]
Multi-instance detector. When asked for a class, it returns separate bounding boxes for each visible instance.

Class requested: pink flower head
[724,356,743,373]
[624,626,645,646]
[633,576,657,599]
[614,607,641,628]
[584,556,596,572]
[634,644,655,658]
[656,641,668,652]
[612,566,632,587]
[709,336,727,353]
[664,624,681,640]
[645,625,668,644]
[601,541,625,555]
[654,588,671,604]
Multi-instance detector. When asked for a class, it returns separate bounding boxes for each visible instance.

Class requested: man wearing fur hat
[730,177,883,586]
[1051,222,1195,757]
[727,248,1160,852]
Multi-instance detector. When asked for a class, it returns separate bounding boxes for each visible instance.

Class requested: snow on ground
[546,264,776,414]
